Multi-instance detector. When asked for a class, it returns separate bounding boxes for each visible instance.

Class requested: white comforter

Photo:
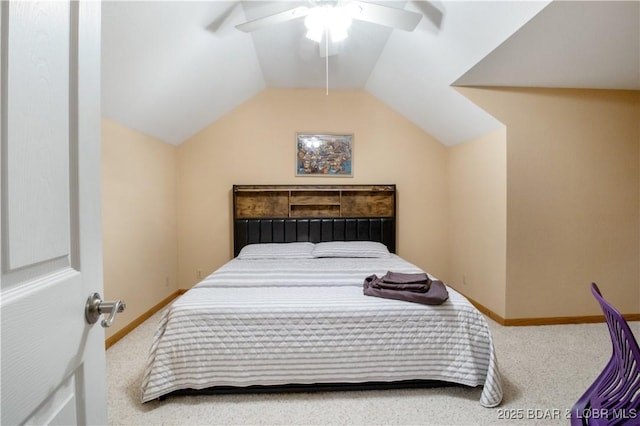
[141,255,503,407]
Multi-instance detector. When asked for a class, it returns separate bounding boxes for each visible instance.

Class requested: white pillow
[237,242,315,260]
[312,241,390,258]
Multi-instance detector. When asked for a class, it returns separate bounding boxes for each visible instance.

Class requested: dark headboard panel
[234,218,396,257]
[233,184,396,257]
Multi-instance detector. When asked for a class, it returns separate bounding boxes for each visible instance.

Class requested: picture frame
[296,133,353,177]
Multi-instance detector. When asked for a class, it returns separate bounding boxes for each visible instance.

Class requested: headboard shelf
[234,184,394,192]
[233,184,395,219]
[233,184,396,256]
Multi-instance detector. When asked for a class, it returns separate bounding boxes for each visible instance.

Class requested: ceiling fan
[235,1,424,43]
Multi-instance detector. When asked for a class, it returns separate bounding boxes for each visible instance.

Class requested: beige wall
[459,87,640,318]
[177,88,449,289]
[102,118,179,339]
[448,127,507,317]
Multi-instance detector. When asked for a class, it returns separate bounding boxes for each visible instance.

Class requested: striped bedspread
[140,255,503,407]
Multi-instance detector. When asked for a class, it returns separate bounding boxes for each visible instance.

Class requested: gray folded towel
[382,271,429,284]
[363,274,449,306]
[370,271,431,292]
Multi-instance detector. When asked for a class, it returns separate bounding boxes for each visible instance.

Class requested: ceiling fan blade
[206,1,240,33]
[235,6,310,33]
[350,1,422,31]
[411,0,443,30]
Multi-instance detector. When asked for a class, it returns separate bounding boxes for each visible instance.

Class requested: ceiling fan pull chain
[325,27,329,96]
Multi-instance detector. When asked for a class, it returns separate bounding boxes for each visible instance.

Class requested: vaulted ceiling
[101,1,640,146]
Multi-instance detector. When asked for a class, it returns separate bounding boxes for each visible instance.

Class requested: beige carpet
[107,308,639,425]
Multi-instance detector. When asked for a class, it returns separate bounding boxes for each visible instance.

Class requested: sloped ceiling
[101,1,640,146]
[454,0,640,89]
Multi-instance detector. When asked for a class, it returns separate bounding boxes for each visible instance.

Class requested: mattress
[140,255,503,407]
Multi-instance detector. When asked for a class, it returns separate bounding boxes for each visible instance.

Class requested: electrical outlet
[197,269,203,279]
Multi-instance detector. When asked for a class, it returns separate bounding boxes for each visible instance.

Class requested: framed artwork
[296,133,353,177]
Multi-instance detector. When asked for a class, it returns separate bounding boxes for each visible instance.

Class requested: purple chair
[571,283,640,425]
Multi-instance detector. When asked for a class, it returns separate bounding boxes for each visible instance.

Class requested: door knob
[85,293,126,328]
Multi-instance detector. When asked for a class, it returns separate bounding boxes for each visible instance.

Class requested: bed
[140,185,503,407]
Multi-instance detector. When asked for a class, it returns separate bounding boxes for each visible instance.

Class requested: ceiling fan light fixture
[328,7,352,42]
[304,7,324,41]
[304,5,353,43]
[306,26,324,42]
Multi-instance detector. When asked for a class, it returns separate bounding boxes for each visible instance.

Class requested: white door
[1,1,107,425]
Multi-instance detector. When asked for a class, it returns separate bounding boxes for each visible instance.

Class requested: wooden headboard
[233,184,396,256]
